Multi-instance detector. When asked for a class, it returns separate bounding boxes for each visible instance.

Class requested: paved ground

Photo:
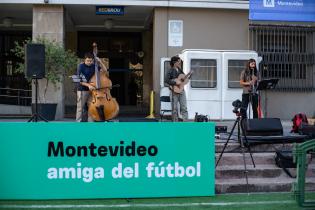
[0,117,294,137]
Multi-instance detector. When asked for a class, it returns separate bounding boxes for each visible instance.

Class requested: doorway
[77,32,143,107]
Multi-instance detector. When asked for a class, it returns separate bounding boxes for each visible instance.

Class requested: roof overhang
[0,0,249,10]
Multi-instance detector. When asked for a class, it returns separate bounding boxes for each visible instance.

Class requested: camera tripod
[216,113,255,193]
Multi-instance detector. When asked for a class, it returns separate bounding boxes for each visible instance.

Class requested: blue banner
[96,6,124,15]
[250,0,315,22]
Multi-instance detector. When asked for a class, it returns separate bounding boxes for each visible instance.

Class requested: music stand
[256,79,279,118]
[256,78,279,91]
[28,77,48,122]
[70,74,87,83]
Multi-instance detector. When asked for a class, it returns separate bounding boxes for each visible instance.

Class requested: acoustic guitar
[170,71,193,94]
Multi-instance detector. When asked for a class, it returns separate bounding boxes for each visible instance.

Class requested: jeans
[241,93,258,119]
[171,91,188,122]
[76,91,93,122]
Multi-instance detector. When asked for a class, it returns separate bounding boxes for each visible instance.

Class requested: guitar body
[88,70,119,121]
[171,71,193,94]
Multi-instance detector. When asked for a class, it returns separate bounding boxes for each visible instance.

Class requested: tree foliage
[12,37,78,86]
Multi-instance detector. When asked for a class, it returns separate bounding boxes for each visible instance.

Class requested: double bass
[88,43,119,121]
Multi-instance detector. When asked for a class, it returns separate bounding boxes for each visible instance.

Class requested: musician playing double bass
[165,55,188,122]
[75,48,107,122]
[240,58,259,119]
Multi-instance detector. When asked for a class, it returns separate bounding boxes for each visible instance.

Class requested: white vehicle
[160,49,262,120]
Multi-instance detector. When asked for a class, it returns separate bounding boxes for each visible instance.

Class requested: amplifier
[243,118,283,136]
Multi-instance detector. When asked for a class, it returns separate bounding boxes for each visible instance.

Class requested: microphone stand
[248,69,257,119]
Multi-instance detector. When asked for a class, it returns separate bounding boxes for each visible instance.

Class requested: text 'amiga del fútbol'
[46,141,201,183]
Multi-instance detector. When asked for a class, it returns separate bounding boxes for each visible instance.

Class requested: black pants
[241,93,258,119]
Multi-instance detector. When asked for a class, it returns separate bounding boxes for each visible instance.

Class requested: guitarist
[165,56,188,122]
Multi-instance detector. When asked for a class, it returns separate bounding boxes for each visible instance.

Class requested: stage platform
[0,116,301,142]
[0,116,293,131]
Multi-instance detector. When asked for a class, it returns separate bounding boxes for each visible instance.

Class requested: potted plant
[12,37,78,120]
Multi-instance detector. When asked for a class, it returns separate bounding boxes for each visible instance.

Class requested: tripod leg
[240,144,250,194]
[237,119,250,194]
[37,114,49,122]
[240,118,256,168]
[215,118,238,168]
[28,114,36,122]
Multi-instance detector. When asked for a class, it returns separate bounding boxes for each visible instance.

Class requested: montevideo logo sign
[250,0,315,22]
[263,0,275,7]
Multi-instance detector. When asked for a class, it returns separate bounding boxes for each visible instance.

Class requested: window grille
[163,60,171,87]
[249,24,315,92]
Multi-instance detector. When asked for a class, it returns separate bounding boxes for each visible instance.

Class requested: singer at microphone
[240,58,259,119]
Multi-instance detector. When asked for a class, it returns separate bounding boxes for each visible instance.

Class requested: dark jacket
[77,63,101,91]
[165,67,184,86]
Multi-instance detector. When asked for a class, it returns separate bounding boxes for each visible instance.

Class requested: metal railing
[293,140,315,207]
[0,87,31,106]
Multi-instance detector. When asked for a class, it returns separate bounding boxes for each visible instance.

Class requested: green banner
[0,122,215,199]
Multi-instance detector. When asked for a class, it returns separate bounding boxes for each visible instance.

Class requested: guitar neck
[184,72,192,79]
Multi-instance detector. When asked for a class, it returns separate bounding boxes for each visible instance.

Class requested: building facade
[0,0,314,120]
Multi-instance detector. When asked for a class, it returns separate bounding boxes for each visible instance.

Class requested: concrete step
[215,152,276,166]
[216,152,314,166]
[216,164,283,179]
[215,140,295,153]
[216,164,315,179]
[215,177,315,194]
[213,120,312,194]
[215,153,315,178]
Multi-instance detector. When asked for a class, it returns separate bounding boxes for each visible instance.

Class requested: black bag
[194,112,209,122]
[299,124,315,138]
[275,150,296,178]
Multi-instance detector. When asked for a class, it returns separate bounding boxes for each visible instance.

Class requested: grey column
[32,5,65,120]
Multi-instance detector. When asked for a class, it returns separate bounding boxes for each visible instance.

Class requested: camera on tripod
[232,99,242,114]
[217,97,256,193]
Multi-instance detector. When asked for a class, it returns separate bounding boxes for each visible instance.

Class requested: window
[190,59,217,88]
[228,60,247,88]
[163,60,170,87]
[0,32,32,106]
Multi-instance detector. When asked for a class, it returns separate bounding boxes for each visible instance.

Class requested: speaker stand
[216,115,255,194]
[28,78,48,122]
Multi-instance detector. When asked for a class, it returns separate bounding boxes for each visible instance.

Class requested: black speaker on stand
[25,43,48,122]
